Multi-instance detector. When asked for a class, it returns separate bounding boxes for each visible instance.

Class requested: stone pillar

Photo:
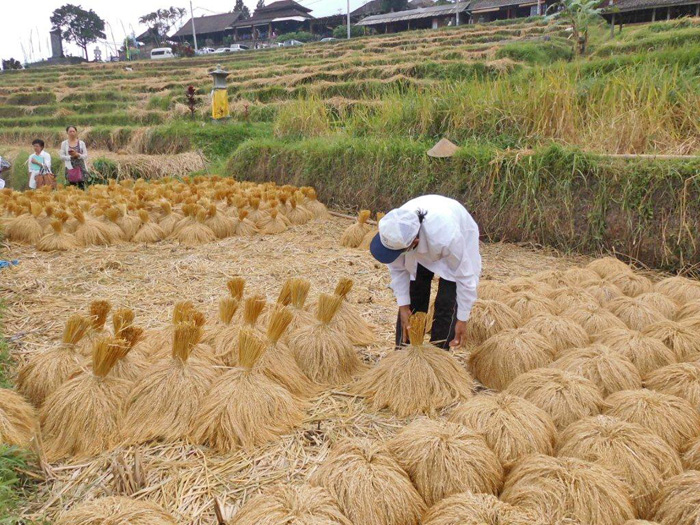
[50,29,64,58]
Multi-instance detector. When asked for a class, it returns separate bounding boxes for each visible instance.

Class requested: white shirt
[27,150,52,189]
[387,195,481,322]
[60,140,88,170]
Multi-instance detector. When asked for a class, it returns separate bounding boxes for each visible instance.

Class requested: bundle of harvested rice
[655,276,700,304]
[288,294,365,386]
[247,197,266,226]
[449,392,556,468]
[191,328,305,452]
[157,201,183,236]
[635,292,677,319]
[562,303,627,337]
[505,368,604,430]
[546,286,600,313]
[287,278,314,333]
[463,299,520,347]
[651,471,700,525]
[100,207,127,242]
[340,210,371,248]
[17,314,91,407]
[145,304,216,364]
[123,323,218,445]
[205,204,236,239]
[87,300,111,337]
[73,208,112,246]
[422,491,537,525]
[352,313,473,417]
[524,314,590,356]
[623,521,660,525]
[41,338,132,460]
[174,209,216,246]
[5,202,43,244]
[55,496,177,525]
[259,207,288,235]
[642,320,700,361]
[587,257,633,278]
[328,278,377,347]
[215,295,266,365]
[607,272,653,297]
[284,197,314,226]
[608,297,666,331]
[235,209,259,236]
[556,415,683,518]
[132,209,165,243]
[358,212,385,251]
[644,362,700,407]
[596,328,677,376]
[387,418,503,506]
[115,205,141,240]
[469,328,555,390]
[107,327,147,382]
[501,454,635,525]
[476,280,509,301]
[37,219,79,251]
[200,296,239,347]
[683,436,700,469]
[506,277,553,295]
[226,277,246,302]
[0,388,38,447]
[563,267,602,285]
[550,344,642,397]
[586,280,625,306]
[504,292,557,322]
[604,389,700,451]
[231,484,350,525]
[675,299,700,321]
[310,438,425,525]
[302,187,330,219]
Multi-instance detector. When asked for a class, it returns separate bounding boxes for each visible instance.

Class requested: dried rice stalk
[5,204,43,244]
[607,272,653,297]
[310,438,426,525]
[608,296,666,331]
[651,471,700,525]
[73,208,113,246]
[37,219,78,251]
[562,303,627,337]
[476,280,509,301]
[596,328,676,376]
[288,278,314,332]
[205,204,236,239]
[449,392,556,468]
[682,435,700,470]
[132,209,165,243]
[174,210,216,246]
[351,312,473,417]
[358,212,385,250]
[644,362,700,407]
[0,388,39,447]
[388,418,503,506]
[55,496,177,524]
[524,314,590,356]
[259,208,288,235]
[546,286,600,314]
[675,299,700,321]
[504,291,557,321]
[463,299,520,347]
[586,280,625,306]
[340,210,371,248]
[215,295,266,365]
[301,187,330,219]
[422,491,536,525]
[157,201,183,237]
[587,257,634,278]
[235,210,259,236]
[635,292,678,319]
[642,320,700,362]
[655,276,700,304]
[328,278,377,347]
[226,277,246,301]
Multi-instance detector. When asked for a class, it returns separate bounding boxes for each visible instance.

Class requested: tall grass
[274,96,333,139]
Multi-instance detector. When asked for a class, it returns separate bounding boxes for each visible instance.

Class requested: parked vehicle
[196,47,216,55]
[281,40,303,47]
[321,37,337,43]
[151,48,175,60]
[229,44,250,51]
[213,47,231,54]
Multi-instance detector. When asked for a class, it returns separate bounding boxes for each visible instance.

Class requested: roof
[605,0,699,11]
[469,0,534,11]
[135,28,159,44]
[351,0,385,16]
[256,0,312,15]
[230,1,314,28]
[172,12,242,37]
[357,2,470,25]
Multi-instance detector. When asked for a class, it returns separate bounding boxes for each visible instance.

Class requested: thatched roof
[357,2,469,26]
[172,12,242,38]
[230,0,314,28]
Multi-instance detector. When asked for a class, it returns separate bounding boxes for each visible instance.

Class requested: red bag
[66,167,83,183]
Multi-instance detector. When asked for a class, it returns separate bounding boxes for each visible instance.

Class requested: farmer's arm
[445,227,481,346]
[388,254,411,308]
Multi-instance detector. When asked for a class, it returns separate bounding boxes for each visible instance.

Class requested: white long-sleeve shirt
[387,195,481,322]
[60,140,88,170]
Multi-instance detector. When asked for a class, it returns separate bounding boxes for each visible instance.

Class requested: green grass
[495,39,574,63]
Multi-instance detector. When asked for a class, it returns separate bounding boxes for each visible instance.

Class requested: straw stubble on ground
[2,216,588,523]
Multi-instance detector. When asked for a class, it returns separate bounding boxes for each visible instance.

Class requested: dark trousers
[395,263,458,349]
[68,180,85,190]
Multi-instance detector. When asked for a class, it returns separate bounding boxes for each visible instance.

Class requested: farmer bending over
[370,195,481,348]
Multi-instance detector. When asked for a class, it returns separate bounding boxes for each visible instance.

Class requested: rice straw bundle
[247,197,266,225]
[200,296,239,347]
[310,438,426,525]
[328,278,377,347]
[284,197,314,226]
[501,454,635,525]
[107,327,147,382]
[41,337,132,460]
[6,202,43,244]
[144,303,215,364]
[524,314,590,356]
[562,303,627,337]
[642,320,700,361]
[55,496,177,525]
[469,328,556,390]
[78,300,115,356]
[604,389,700,451]
[114,205,141,240]
[675,299,700,321]
[258,207,288,235]
[174,209,216,246]
[288,294,365,386]
[563,267,602,285]
[607,272,653,297]
[651,471,700,525]
[655,276,700,304]
[388,419,503,506]
[556,415,683,518]
[506,277,553,295]
[235,210,259,236]
[17,314,92,407]
[546,286,600,313]
[623,521,660,525]
[635,292,678,319]
[504,292,557,322]
[287,278,314,333]
[608,297,666,331]
[358,212,385,250]
[476,280,509,301]
[506,368,604,430]
[422,491,538,525]
[587,257,634,278]
[449,391,557,468]
[683,436,700,469]
[463,299,520,347]
[0,388,38,447]
[644,362,700,407]
[231,484,351,525]
[100,207,127,242]
[586,280,625,306]
[205,204,236,239]
[191,328,305,452]
[132,209,165,243]
[73,208,113,246]
[302,187,330,219]
[352,313,473,417]
[37,219,79,251]
[157,201,183,236]
[122,323,218,445]
[170,203,197,237]
[550,344,642,397]
[215,295,266,365]
[340,210,371,248]
[596,328,676,375]
[226,277,246,302]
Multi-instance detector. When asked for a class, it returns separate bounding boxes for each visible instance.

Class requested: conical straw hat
[427,138,459,158]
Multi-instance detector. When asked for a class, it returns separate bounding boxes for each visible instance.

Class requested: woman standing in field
[60,125,88,189]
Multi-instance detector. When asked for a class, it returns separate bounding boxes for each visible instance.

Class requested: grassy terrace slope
[1,17,700,270]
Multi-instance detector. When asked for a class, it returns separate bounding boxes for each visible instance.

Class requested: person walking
[369,195,481,349]
[60,125,89,189]
[27,139,52,190]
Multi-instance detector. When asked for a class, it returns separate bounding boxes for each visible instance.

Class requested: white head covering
[378,208,420,250]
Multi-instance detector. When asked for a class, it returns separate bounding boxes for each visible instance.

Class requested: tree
[381,0,409,12]
[51,4,106,61]
[332,25,365,39]
[139,7,187,45]
[1,58,23,71]
[234,0,251,19]
[546,0,603,55]
[255,0,266,12]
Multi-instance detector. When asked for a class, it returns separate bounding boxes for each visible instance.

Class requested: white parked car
[196,47,215,55]
[150,47,175,60]
[321,37,337,43]
[281,39,303,47]
[229,44,250,51]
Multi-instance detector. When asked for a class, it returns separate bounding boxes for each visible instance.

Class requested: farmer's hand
[449,320,467,347]
[399,305,412,344]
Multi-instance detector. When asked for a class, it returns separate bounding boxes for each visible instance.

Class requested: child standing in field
[27,139,52,190]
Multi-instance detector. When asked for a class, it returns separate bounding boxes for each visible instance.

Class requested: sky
[1,0,368,63]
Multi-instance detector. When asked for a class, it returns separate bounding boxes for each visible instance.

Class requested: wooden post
[268,22,272,40]
[610,13,615,38]
[652,7,656,20]
[667,6,671,19]
[696,3,699,17]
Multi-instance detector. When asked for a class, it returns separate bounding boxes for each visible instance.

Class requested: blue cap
[369,233,405,264]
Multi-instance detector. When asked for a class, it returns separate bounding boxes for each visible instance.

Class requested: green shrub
[6,92,56,105]
[92,158,119,179]
[332,25,366,39]
[495,40,574,63]
[147,94,173,111]
[275,31,316,43]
